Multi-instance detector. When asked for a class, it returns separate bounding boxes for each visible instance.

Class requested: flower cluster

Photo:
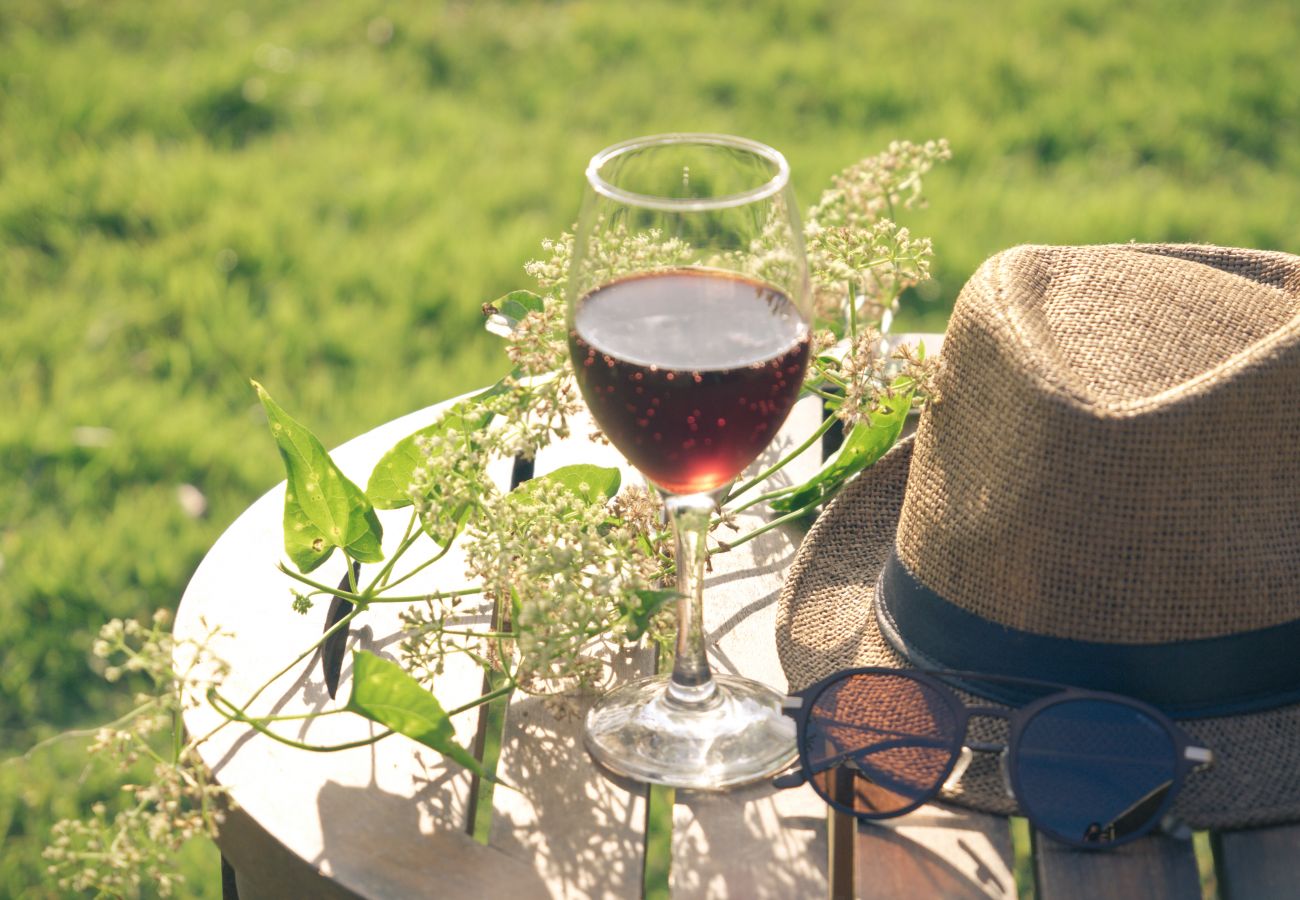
[522,233,574,293]
[554,224,695,295]
[806,138,952,231]
[890,338,944,408]
[810,220,935,325]
[44,748,228,898]
[42,611,231,898]
[460,478,661,694]
[408,425,496,542]
[398,590,490,687]
[494,301,582,460]
[818,327,944,429]
[805,139,950,330]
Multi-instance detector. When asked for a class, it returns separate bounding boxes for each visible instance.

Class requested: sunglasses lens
[1016,699,1177,846]
[805,672,962,817]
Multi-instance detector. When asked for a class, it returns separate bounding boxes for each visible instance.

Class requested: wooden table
[177,337,1300,899]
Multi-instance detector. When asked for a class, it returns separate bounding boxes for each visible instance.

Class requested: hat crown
[897,244,1300,643]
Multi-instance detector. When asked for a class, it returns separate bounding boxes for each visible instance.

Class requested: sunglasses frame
[782,667,1214,849]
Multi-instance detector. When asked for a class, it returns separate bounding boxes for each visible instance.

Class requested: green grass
[2,0,1298,893]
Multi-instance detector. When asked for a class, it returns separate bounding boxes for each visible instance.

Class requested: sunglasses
[773,668,1214,849]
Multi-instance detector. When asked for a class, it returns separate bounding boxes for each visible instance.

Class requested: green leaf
[618,589,679,641]
[345,651,485,776]
[517,464,621,504]
[772,383,915,514]
[282,499,333,573]
[366,404,494,510]
[253,381,384,572]
[484,290,546,338]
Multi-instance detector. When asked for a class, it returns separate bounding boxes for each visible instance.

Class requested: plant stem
[3,702,158,765]
[278,564,370,604]
[848,282,859,338]
[376,532,459,594]
[208,690,394,752]
[208,599,365,731]
[221,707,354,724]
[723,483,802,519]
[715,500,822,554]
[371,510,421,590]
[366,586,484,604]
[722,414,836,504]
[447,682,515,717]
[417,627,515,639]
[802,385,842,403]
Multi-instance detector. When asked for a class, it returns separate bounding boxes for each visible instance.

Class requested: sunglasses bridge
[944,705,1015,798]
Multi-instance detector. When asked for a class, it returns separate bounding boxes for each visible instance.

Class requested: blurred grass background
[1,0,1297,894]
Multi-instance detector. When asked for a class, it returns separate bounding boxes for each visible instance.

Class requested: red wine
[570,269,810,494]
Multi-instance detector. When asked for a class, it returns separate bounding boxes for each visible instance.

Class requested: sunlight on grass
[643,785,674,899]
[1195,831,1219,899]
[1010,816,1035,899]
[4,0,1299,890]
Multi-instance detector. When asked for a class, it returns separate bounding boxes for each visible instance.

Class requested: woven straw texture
[777,244,1300,829]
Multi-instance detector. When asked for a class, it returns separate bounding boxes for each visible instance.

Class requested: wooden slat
[1213,823,1300,899]
[1033,831,1200,899]
[856,808,1015,900]
[670,782,829,899]
[670,396,830,899]
[219,800,545,899]
[486,412,654,898]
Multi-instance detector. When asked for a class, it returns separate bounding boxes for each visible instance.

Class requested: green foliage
[3,0,1299,892]
[255,381,384,570]
[345,651,484,777]
[773,382,916,514]
[365,405,495,510]
[619,589,680,642]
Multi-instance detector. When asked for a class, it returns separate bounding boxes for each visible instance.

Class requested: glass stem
[662,491,721,708]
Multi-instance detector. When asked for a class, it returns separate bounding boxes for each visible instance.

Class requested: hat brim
[776,436,1300,830]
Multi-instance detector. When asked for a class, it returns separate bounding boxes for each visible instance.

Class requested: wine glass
[569,134,811,789]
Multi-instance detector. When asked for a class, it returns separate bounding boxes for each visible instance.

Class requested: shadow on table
[313,771,550,897]
[854,812,1015,900]
[672,781,830,898]
[485,645,653,898]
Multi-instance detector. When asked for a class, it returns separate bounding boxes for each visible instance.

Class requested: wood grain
[856,808,1015,900]
[1033,830,1200,900]
[1213,823,1300,900]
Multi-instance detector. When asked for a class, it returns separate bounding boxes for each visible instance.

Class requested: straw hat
[776,243,1300,829]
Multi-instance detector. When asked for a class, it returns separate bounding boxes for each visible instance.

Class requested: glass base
[583,673,797,790]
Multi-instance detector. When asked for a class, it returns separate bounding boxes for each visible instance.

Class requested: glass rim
[585,132,791,212]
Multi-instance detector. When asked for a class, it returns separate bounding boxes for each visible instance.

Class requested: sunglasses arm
[1153,745,1215,840]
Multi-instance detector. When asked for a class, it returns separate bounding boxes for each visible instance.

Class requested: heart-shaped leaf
[518,464,621,504]
[345,650,485,776]
[253,381,384,572]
